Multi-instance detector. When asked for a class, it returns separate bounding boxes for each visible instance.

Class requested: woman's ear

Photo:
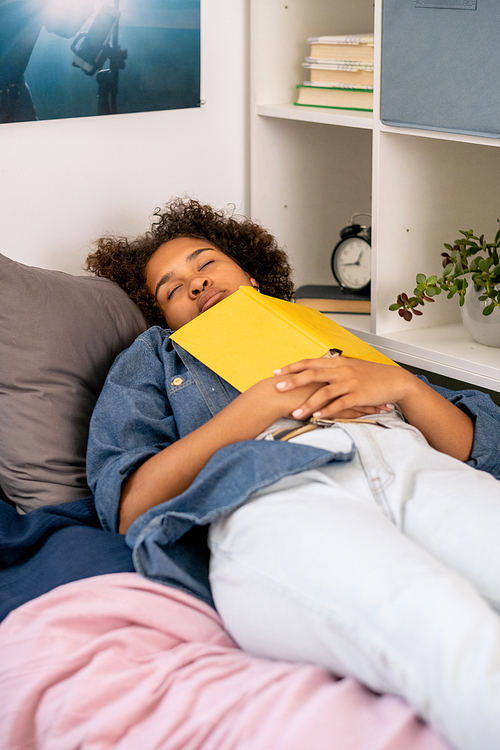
[248,276,258,290]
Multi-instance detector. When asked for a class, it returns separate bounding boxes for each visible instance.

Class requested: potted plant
[390,228,500,323]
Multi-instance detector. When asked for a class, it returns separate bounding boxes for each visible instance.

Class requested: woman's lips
[198,290,225,314]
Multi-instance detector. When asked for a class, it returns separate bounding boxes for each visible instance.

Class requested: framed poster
[0,0,201,123]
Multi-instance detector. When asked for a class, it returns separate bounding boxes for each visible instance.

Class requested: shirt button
[171,377,184,386]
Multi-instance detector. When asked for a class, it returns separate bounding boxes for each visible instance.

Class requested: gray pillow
[0,253,148,512]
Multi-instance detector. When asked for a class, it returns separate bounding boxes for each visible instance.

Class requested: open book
[171,286,397,392]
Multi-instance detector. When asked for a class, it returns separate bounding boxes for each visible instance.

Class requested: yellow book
[171,286,397,392]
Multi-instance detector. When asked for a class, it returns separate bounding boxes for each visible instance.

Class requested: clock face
[332,236,371,290]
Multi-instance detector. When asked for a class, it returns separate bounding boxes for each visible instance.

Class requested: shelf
[354,324,500,392]
[378,121,500,148]
[256,103,373,130]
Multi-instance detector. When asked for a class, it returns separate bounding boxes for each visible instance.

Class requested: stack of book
[294,285,370,315]
[295,33,374,112]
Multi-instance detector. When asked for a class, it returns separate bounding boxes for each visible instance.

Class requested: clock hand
[343,250,367,267]
[345,253,370,268]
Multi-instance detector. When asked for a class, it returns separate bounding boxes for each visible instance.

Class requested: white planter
[460,286,500,348]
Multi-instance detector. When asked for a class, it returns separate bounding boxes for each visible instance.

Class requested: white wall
[0,0,248,275]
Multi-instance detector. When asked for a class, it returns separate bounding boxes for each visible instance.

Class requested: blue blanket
[0,496,134,623]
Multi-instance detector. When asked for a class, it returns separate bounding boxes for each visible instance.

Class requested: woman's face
[146,236,257,330]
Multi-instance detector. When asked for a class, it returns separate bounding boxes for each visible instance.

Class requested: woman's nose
[189,276,209,296]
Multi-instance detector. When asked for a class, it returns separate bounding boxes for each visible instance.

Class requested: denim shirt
[87,326,500,607]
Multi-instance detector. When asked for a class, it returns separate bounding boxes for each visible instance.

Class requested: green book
[295,84,373,112]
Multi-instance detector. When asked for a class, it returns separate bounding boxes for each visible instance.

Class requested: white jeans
[208,421,500,750]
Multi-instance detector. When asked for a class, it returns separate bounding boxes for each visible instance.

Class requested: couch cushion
[0,253,148,512]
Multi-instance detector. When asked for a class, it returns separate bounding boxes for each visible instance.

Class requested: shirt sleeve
[419,375,500,479]
[87,333,177,532]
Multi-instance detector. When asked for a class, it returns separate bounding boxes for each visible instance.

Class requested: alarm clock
[331,214,371,293]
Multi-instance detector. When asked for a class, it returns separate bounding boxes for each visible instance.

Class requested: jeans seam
[349,425,397,525]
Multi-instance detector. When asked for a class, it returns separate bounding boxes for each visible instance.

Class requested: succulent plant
[390,229,500,321]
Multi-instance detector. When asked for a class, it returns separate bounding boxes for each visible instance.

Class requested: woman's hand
[273,357,410,421]
[273,356,474,462]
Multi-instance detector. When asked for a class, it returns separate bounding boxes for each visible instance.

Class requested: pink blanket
[0,573,450,750]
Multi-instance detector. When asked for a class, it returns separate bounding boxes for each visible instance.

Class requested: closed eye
[167,284,182,299]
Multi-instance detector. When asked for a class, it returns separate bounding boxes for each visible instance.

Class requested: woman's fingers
[275,363,358,418]
[290,384,355,420]
[275,366,344,392]
[274,358,339,378]
[275,358,401,420]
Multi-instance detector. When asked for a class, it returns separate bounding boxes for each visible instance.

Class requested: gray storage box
[380,0,500,138]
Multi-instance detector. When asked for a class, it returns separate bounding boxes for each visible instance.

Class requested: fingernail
[378,404,394,413]
[292,408,303,418]
[276,381,287,390]
[273,368,282,374]
[312,411,321,417]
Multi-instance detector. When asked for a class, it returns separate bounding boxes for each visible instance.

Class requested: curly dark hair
[85,197,295,327]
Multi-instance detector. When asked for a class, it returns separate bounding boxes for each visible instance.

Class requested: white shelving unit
[250,0,500,393]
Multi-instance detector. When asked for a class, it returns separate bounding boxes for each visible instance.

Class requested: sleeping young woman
[86,197,500,750]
